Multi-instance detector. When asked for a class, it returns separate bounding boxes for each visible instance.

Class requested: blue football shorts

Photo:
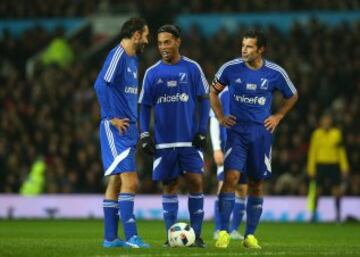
[99,119,138,176]
[152,147,204,182]
[216,140,247,183]
[224,124,272,181]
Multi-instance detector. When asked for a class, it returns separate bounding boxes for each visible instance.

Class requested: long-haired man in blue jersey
[94,17,150,248]
[139,25,210,248]
[211,30,298,249]
[210,88,248,241]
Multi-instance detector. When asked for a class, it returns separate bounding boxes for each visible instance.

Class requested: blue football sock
[218,192,235,231]
[188,193,204,238]
[103,199,119,241]
[162,194,178,233]
[230,196,246,232]
[245,196,263,236]
[214,199,221,231]
[118,193,137,240]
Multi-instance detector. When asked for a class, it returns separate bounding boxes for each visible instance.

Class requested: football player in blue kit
[210,87,248,241]
[139,25,210,248]
[211,30,298,249]
[94,18,150,248]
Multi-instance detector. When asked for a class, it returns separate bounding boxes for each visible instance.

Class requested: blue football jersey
[94,45,139,123]
[215,58,297,129]
[139,56,209,148]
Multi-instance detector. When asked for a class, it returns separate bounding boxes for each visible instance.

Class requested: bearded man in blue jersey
[94,17,150,248]
[211,30,298,249]
[139,24,210,248]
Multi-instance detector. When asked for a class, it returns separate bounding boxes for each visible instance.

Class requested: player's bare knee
[222,170,239,192]
[163,179,179,194]
[248,188,262,196]
[188,181,203,194]
[120,173,138,193]
[108,175,120,186]
[105,175,121,199]
[121,180,138,193]
[104,189,118,200]
[185,173,203,193]
[236,184,248,197]
[248,179,263,196]
[164,187,177,195]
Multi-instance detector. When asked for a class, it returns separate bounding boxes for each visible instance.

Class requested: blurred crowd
[1,0,359,18]
[0,14,359,195]
[0,25,98,193]
[0,0,99,18]
[139,0,360,16]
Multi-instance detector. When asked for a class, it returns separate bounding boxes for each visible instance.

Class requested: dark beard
[135,43,146,56]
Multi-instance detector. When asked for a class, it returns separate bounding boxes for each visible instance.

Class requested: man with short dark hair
[94,17,150,248]
[139,24,210,248]
[211,30,298,249]
[210,88,248,241]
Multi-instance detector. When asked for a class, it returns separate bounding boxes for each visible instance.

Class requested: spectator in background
[41,27,74,69]
[307,113,350,222]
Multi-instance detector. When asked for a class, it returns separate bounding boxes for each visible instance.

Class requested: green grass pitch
[0,220,359,257]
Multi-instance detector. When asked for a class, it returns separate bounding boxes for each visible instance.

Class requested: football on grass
[168,222,196,247]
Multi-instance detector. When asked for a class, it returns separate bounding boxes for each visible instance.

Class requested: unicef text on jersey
[234,94,266,106]
[125,86,138,94]
[157,93,189,104]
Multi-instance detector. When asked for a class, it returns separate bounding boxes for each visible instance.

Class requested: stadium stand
[0,1,359,195]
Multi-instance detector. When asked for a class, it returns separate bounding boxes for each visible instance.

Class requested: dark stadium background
[0,0,359,221]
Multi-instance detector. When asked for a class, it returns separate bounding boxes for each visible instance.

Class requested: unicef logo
[258,97,266,105]
[157,93,190,104]
[179,93,189,102]
[234,94,267,106]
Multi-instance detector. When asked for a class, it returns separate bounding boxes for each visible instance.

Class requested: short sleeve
[273,67,297,99]
[212,63,230,93]
[103,47,125,84]
[192,63,209,96]
[138,69,153,105]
